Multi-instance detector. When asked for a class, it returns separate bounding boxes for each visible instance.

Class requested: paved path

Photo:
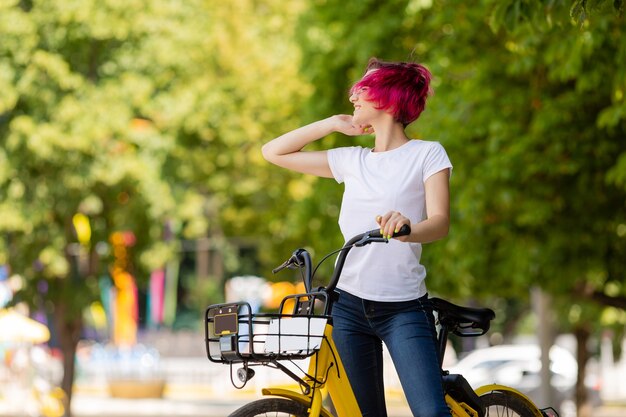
[69,395,626,417]
[2,384,621,417]
[71,397,624,417]
[2,350,624,417]
[2,386,624,417]
[71,396,414,417]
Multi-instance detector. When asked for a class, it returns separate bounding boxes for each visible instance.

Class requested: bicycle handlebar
[272,224,411,295]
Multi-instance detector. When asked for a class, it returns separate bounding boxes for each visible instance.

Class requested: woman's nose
[349,93,358,103]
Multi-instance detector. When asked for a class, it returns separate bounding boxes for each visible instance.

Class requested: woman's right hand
[331,115,373,136]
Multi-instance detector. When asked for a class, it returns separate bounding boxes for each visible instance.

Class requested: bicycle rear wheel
[229,398,309,417]
[480,391,542,417]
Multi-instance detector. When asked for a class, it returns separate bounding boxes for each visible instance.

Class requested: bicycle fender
[261,388,334,417]
[474,384,544,417]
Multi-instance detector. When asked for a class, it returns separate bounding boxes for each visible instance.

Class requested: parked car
[446,344,600,417]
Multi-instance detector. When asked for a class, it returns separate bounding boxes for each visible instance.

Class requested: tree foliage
[0,0,308,411]
[1,0,625,412]
[294,0,626,325]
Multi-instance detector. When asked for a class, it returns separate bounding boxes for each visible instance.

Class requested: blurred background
[0,0,625,416]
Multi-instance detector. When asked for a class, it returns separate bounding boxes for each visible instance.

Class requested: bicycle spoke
[481,391,540,417]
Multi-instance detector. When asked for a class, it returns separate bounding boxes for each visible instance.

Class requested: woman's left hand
[376,211,411,241]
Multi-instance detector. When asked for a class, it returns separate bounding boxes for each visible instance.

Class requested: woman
[262,58,452,417]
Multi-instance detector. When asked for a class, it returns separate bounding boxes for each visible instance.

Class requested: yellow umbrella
[0,308,50,344]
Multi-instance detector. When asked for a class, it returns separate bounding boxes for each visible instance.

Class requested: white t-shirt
[327,140,452,302]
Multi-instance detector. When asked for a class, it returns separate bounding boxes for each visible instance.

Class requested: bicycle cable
[229,362,246,389]
[310,244,356,285]
[323,336,341,379]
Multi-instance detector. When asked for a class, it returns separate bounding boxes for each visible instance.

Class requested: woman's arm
[261,115,369,178]
[377,169,451,243]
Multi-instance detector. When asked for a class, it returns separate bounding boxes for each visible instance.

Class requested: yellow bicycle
[205,227,558,417]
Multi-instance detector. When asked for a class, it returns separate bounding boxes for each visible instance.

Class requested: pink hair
[350,58,433,126]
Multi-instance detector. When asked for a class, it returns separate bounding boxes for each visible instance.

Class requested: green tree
[0,0,309,414]
[0,0,182,410]
[294,0,624,413]
[295,0,626,325]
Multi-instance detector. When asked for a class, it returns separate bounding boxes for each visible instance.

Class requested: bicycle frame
[252,326,545,417]
[256,335,477,417]
[261,323,358,417]
[205,227,548,417]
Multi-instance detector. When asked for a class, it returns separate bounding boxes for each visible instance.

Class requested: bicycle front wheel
[480,391,542,417]
[229,398,309,417]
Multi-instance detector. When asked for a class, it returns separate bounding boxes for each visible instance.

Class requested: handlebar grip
[394,224,411,237]
[369,224,411,238]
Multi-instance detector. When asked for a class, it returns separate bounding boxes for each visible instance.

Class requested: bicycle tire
[480,390,541,417]
[228,398,309,417]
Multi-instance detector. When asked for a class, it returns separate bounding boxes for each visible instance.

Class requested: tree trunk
[575,324,592,417]
[55,302,83,417]
[532,287,555,408]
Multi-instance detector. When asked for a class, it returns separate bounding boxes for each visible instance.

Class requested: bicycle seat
[430,297,495,337]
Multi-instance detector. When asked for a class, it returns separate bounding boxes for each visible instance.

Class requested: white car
[446,344,600,415]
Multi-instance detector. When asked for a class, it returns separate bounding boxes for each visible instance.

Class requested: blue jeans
[331,290,450,417]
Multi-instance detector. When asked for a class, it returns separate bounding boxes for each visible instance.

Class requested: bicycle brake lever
[272,249,308,273]
[355,224,411,247]
[355,233,387,247]
[272,260,291,274]
[290,249,307,267]
[358,237,388,247]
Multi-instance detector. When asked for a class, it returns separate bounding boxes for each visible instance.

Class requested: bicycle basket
[205,293,330,364]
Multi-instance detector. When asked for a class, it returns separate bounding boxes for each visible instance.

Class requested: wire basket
[205,292,330,364]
